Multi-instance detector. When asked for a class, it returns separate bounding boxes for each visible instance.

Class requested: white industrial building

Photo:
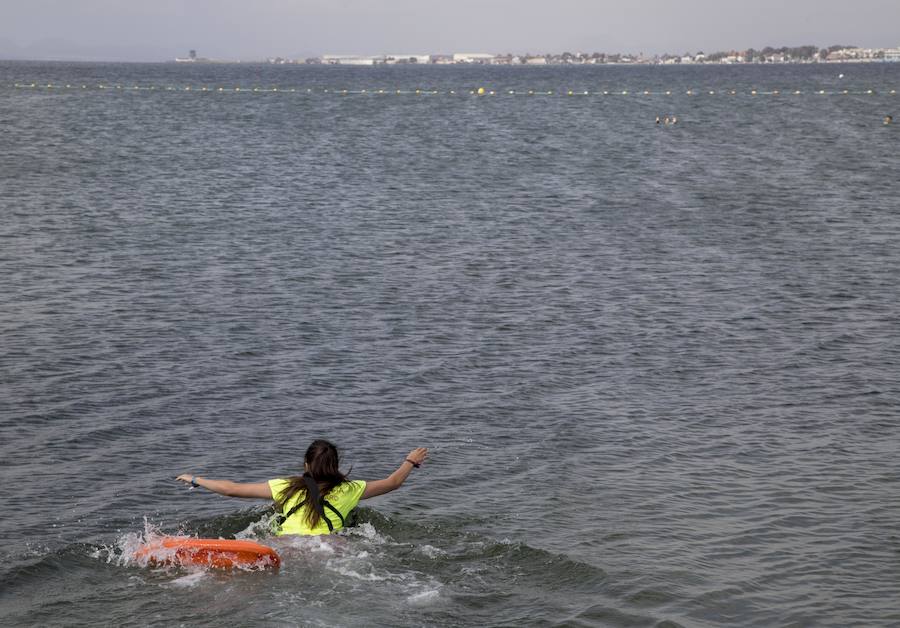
[321,55,378,66]
[452,53,495,63]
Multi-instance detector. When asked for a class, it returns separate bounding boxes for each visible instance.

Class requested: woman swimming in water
[176,440,428,535]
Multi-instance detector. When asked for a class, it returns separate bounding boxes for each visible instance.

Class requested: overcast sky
[1,0,898,62]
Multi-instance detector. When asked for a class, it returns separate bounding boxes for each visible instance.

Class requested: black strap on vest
[279,475,345,533]
[321,500,345,532]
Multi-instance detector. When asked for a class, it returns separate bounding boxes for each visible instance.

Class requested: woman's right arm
[360,448,428,499]
[175,474,273,499]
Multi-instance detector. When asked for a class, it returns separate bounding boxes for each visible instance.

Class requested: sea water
[1,60,899,627]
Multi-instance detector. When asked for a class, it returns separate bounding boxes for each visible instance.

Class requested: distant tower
[189,50,197,60]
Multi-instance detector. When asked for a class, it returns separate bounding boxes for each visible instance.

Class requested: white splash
[343,522,390,545]
[406,588,441,606]
[234,511,281,540]
[416,544,446,559]
[326,560,389,581]
[90,518,168,567]
[167,571,209,588]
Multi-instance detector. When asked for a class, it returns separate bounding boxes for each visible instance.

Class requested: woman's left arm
[175,474,272,499]
[360,448,428,499]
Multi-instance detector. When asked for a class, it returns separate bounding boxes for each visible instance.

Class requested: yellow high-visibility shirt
[269,478,366,536]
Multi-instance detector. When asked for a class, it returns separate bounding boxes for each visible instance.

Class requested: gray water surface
[1,61,899,627]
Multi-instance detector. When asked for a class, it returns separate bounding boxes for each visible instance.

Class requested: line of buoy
[6,83,899,96]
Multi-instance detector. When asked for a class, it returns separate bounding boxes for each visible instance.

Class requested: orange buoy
[134,537,281,570]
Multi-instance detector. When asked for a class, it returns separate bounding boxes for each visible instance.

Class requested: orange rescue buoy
[134,537,281,570]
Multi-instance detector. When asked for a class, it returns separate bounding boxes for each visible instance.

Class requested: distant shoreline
[3,43,900,66]
[1,58,897,67]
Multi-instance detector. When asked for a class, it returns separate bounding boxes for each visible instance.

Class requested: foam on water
[415,544,447,559]
[90,518,169,568]
[233,510,282,540]
[88,511,442,594]
[167,571,210,588]
[406,588,441,607]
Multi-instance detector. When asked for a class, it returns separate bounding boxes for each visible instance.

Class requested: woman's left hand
[406,447,428,467]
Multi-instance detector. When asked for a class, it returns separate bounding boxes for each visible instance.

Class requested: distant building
[384,54,431,64]
[525,57,547,65]
[321,55,378,66]
[452,53,494,64]
[827,47,881,62]
[491,54,515,65]
[885,48,900,62]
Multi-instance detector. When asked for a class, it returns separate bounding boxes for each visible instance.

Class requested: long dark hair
[276,439,350,529]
